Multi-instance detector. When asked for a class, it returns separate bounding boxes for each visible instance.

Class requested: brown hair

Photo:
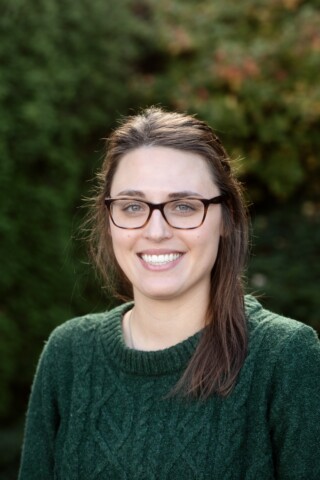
[86,107,249,398]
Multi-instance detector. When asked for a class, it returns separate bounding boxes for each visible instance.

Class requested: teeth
[141,253,182,266]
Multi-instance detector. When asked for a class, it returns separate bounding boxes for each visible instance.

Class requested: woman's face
[109,146,223,303]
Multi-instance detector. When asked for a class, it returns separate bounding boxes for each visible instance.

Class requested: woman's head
[107,146,224,304]
[87,106,249,397]
[89,106,248,303]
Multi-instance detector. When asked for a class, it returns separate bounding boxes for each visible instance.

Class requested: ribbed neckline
[99,295,262,376]
[99,302,202,376]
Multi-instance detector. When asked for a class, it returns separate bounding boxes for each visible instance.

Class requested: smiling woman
[108,147,224,347]
[19,107,320,479]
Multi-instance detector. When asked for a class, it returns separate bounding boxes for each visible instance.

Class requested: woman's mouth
[140,253,183,266]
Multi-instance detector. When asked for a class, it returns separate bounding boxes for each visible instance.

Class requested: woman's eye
[121,202,146,214]
[176,203,194,211]
[172,201,199,213]
[127,204,141,211]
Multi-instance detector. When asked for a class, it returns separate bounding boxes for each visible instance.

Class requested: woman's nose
[142,209,173,241]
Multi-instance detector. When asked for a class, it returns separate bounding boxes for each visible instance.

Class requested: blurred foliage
[136,0,320,200]
[0,0,319,476]
[0,0,148,423]
[248,203,320,332]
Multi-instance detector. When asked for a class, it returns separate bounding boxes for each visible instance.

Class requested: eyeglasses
[104,195,226,230]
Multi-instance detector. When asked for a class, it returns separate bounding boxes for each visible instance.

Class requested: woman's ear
[219,220,225,238]
[105,208,112,235]
[219,210,233,238]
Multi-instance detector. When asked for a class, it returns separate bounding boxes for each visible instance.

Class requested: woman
[19,107,320,479]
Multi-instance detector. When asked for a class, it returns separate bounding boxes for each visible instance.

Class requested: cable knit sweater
[19,296,320,479]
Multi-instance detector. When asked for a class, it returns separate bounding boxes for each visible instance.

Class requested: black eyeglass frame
[104,195,227,230]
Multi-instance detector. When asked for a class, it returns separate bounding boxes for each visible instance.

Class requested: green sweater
[19,296,320,479]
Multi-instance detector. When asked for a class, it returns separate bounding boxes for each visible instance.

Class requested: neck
[124,288,209,351]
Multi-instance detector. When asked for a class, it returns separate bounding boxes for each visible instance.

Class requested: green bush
[0,0,148,422]
[137,0,320,200]
[248,203,320,333]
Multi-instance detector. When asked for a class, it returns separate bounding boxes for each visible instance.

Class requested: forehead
[110,146,218,197]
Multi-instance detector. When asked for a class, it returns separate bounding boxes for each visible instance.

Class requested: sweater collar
[99,295,262,376]
[99,302,202,376]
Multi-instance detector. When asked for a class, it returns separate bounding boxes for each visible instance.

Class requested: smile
[140,253,182,266]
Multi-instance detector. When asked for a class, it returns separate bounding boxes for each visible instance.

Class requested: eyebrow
[114,190,203,199]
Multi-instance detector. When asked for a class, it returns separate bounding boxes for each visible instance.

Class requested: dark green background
[0,0,319,476]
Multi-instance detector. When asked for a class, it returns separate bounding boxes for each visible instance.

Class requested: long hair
[86,107,249,398]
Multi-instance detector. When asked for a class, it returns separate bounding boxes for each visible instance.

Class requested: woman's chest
[54,373,274,480]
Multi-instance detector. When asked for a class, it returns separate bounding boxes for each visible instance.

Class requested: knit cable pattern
[19,296,320,479]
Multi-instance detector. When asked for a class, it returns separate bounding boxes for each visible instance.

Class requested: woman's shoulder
[244,294,319,360]
[245,294,318,336]
[45,302,131,353]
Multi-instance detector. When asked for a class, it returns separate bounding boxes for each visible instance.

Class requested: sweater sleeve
[18,330,62,479]
[269,325,320,479]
